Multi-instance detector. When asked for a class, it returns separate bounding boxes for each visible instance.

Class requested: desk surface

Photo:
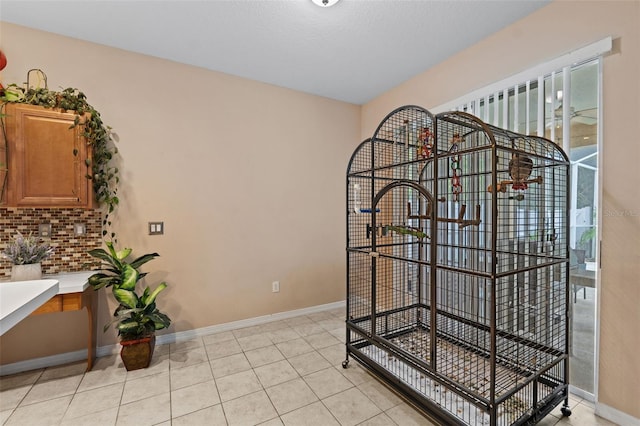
[0,279,60,336]
[570,268,596,288]
[44,271,94,294]
[0,271,94,336]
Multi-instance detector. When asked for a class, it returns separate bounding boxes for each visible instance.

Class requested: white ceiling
[0,0,551,105]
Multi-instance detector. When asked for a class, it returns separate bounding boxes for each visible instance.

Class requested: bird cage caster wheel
[560,406,572,417]
[342,360,349,369]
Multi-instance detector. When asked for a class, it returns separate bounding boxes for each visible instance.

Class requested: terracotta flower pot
[120,334,156,371]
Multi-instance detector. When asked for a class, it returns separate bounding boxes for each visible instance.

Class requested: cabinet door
[5,103,93,208]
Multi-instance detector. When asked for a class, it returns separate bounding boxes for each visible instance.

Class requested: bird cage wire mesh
[345,105,571,425]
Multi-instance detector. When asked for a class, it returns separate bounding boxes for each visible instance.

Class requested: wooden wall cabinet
[2,103,94,208]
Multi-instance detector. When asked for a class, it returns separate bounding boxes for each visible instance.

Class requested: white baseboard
[0,300,345,376]
[569,385,595,402]
[596,402,640,426]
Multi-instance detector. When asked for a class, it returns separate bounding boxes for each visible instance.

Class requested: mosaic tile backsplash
[0,208,103,278]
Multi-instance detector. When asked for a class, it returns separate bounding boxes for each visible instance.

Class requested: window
[433,39,610,398]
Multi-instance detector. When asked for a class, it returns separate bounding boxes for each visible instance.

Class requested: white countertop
[44,271,94,294]
[0,279,60,336]
[0,271,95,336]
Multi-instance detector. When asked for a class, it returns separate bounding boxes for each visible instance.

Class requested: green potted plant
[574,227,596,266]
[88,241,171,371]
[1,231,54,281]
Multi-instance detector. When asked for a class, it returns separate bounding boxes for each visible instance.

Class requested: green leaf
[120,264,139,291]
[142,282,167,306]
[113,288,138,309]
[129,253,159,270]
[115,248,132,260]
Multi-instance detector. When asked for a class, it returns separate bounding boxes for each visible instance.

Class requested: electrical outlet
[74,223,86,235]
[38,223,52,238]
[272,281,280,293]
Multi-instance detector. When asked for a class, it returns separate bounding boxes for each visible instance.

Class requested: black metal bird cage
[344,105,572,425]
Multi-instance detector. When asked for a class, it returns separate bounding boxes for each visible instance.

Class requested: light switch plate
[148,222,164,235]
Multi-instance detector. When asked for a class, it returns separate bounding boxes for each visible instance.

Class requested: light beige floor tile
[386,403,437,426]
[222,390,278,426]
[169,347,209,369]
[303,366,353,399]
[170,337,204,354]
[233,325,263,339]
[357,378,402,411]
[0,370,42,391]
[77,365,127,393]
[216,369,263,402]
[323,387,382,426]
[254,360,299,388]
[39,361,86,382]
[292,323,326,337]
[63,382,123,420]
[0,409,13,425]
[283,316,314,327]
[318,343,347,365]
[259,417,284,426]
[280,400,340,426]
[60,407,118,426]
[328,328,346,343]
[170,361,213,390]
[210,352,252,379]
[121,371,169,404]
[268,328,300,344]
[5,395,72,426]
[265,377,318,415]
[340,363,373,386]
[237,333,273,351]
[202,330,236,345]
[205,339,243,360]
[91,354,123,371]
[245,345,284,368]
[115,392,170,426]
[276,338,315,358]
[259,321,290,333]
[317,318,345,332]
[0,385,31,411]
[306,311,335,322]
[170,379,220,418]
[154,342,171,357]
[357,412,397,426]
[172,404,227,426]
[288,351,331,376]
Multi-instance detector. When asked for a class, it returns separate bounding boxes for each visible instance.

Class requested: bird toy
[450,134,463,201]
[417,127,433,159]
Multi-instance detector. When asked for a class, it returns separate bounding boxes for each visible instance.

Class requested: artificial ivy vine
[1,84,119,240]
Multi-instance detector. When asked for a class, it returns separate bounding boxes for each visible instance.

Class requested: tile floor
[0,307,617,425]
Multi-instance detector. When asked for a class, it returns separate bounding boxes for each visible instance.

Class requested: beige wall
[362,0,640,420]
[0,23,360,363]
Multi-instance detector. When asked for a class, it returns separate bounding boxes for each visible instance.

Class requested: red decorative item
[417,127,433,158]
[0,50,6,94]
